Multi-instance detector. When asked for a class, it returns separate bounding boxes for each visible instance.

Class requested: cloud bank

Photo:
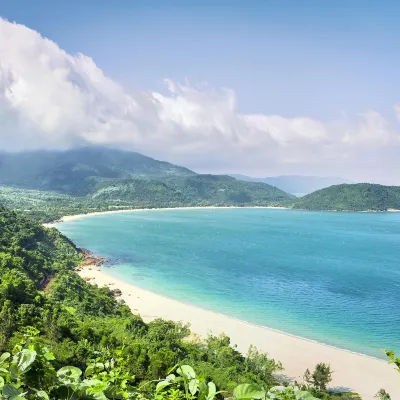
[1,18,399,183]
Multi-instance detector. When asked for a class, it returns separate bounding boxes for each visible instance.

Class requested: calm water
[56,209,400,358]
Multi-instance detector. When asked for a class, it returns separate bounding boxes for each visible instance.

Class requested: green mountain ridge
[0,147,194,196]
[2,148,398,216]
[0,148,295,221]
[293,183,400,211]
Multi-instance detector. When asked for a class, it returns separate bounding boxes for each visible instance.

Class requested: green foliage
[384,349,400,372]
[303,364,332,392]
[293,183,400,211]
[0,335,317,400]
[375,389,391,400]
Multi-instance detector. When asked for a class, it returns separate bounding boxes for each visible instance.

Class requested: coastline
[43,205,400,226]
[53,206,289,223]
[78,267,400,400]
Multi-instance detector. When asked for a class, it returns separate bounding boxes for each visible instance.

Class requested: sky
[0,1,400,183]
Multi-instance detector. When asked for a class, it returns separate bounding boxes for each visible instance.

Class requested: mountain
[293,183,400,211]
[230,175,353,195]
[0,147,194,196]
[0,148,295,220]
[92,174,294,204]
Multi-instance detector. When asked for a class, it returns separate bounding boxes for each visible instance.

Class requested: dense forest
[293,184,400,211]
[0,204,370,399]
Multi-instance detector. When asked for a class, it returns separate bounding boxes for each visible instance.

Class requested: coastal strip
[78,267,400,400]
[50,206,289,223]
[43,206,400,227]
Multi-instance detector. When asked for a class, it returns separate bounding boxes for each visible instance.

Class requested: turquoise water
[56,208,400,358]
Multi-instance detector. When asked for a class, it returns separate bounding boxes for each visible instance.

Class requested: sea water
[56,208,400,358]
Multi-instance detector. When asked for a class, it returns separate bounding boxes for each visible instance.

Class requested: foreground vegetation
[0,204,369,398]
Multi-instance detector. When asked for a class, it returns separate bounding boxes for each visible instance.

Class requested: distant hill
[91,174,293,205]
[230,174,353,195]
[0,147,194,196]
[0,148,295,219]
[293,183,400,211]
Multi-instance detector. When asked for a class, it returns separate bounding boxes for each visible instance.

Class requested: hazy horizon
[1,1,400,184]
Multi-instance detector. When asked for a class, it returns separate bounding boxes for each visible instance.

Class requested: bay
[56,208,400,358]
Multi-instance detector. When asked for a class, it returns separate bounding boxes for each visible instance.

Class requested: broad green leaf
[89,391,107,400]
[44,352,55,361]
[233,384,265,400]
[83,379,108,392]
[85,363,104,377]
[57,366,82,381]
[156,380,172,392]
[9,364,19,380]
[0,353,10,365]
[2,384,21,398]
[189,378,199,396]
[35,390,49,400]
[0,376,4,389]
[207,382,217,400]
[177,365,196,379]
[16,349,37,373]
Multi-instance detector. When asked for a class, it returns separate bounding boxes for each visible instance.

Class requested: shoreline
[78,267,399,399]
[53,206,289,223]
[43,205,400,226]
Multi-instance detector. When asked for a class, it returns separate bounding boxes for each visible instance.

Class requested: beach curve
[78,267,400,400]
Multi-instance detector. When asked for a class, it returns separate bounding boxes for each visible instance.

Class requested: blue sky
[2,0,399,119]
[0,1,400,182]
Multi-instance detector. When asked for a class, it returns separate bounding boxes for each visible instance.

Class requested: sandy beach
[78,267,399,400]
[46,206,400,227]
[56,206,289,223]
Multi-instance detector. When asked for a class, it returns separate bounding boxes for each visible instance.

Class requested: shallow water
[56,208,400,358]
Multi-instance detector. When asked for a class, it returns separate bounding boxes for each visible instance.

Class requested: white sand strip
[56,206,288,222]
[78,268,400,400]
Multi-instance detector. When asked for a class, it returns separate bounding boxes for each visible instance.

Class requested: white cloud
[1,18,400,183]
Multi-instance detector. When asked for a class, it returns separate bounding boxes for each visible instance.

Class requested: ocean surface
[56,208,400,358]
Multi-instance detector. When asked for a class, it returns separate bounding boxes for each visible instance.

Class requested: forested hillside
[0,205,365,399]
[0,148,294,222]
[0,147,194,195]
[293,183,400,211]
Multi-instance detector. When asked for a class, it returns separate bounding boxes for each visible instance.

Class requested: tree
[375,389,391,400]
[304,362,332,392]
[0,300,14,350]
